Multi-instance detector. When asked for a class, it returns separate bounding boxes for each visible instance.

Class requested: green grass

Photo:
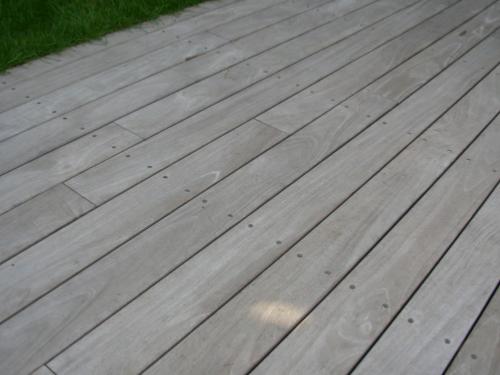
[0,0,210,73]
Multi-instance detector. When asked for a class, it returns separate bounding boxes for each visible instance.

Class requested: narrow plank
[0,0,286,113]
[0,14,495,375]
[352,185,500,375]
[44,39,500,375]
[446,286,500,375]
[249,115,500,375]
[67,0,461,204]
[144,66,500,375]
[0,0,416,176]
[0,0,335,140]
[0,123,140,215]
[0,184,94,265]
[0,0,240,89]
[0,120,285,375]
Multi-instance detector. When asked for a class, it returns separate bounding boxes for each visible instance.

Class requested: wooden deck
[0,0,499,373]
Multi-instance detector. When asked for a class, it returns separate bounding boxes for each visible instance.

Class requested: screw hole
[349,284,356,290]
[248,223,254,228]
[324,270,331,275]
[444,338,451,344]
[112,146,116,149]
[162,175,168,179]
[92,134,97,138]
[52,110,57,114]
[202,199,207,203]
[276,240,282,245]
[471,354,477,360]
[184,188,190,192]
[25,95,30,99]
[408,318,414,324]
[297,253,303,258]
[147,165,152,168]
[125,154,131,158]
[228,214,233,218]
[382,303,389,309]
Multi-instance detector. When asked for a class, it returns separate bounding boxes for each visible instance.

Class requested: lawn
[0,0,209,73]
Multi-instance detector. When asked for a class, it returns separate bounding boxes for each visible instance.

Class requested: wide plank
[445,286,500,375]
[45,37,500,375]
[250,108,500,375]
[0,184,94,265]
[145,60,500,375]
[0,123,140,215]
[0,0,443,176]
[352,184,500,374]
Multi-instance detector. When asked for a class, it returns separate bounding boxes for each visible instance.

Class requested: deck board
[0,0,499,374]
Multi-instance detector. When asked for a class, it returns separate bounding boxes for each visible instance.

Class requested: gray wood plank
[0,120,285,375]
[144,65,500,375]
[0,123,140,215]
[352,185,500,375]
[446,287,500,375]
[257,0,500,130]
[0,23,496,375]
[0,184,94,265]
[0,0,414,176]
[249,102,500,375]
[66,0,460,204]
[0,0,240,89]
[0,0,287,113]
[43,38,500,375]
[0,0,334,140]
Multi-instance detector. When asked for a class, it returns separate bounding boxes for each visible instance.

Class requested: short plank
[0,0,286,113]
[0,0,437,176]
[0,120,285,375]
[0,184,94,264]
[0,23,496,374]
[0,123,140,215]
[352,185,500,375]
[446,286,500,375]
[45,37,500,375]
[0,0,240,89]
[145,62,500,375]
[250,99,500,375]
[68,0,455,204]
[0,0,333,140]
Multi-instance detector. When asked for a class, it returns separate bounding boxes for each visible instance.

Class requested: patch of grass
[0,0,210,73]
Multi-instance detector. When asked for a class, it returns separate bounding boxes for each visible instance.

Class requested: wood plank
[0,120,285,375]
[352,185,500,375]
[248,111,500,375]
[0,0,417,176]
[0,184,94,265]
[143,66,500,375]
[0,0,240,89]
[67,0,463,204]
[115,0,420,137]
[446,286,500,375]
[0,0,287,113]
[43,38,500,375]
[0,0,335,140]
[0,21,496,375]
[257,0,500,130]
[0,123,140,215]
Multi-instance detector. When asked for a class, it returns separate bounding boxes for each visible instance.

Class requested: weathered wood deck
[0,0,499,374]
